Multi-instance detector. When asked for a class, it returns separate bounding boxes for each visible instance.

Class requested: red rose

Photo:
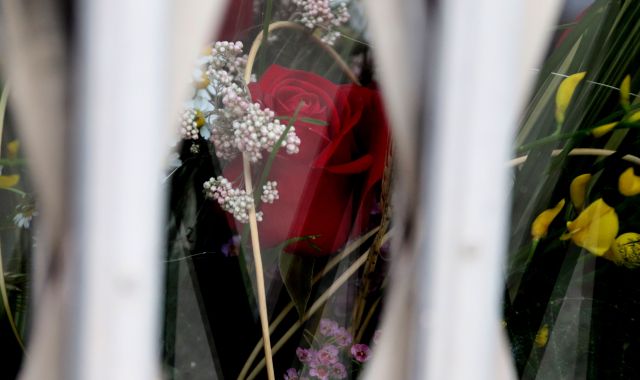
[216,0,254,41]
[225,65,390,256]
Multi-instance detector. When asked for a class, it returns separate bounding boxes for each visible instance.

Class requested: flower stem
[0,238,26,353]
[245,234,392,380]
[258,0,274,74]
[352,148,392,335]
[254,100,305,205]
[517,130,585,152]
[242,153,275,380]
[236,227,382,380]
[508,148,640,167]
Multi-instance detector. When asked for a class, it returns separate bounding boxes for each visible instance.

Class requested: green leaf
[276,116,328,126]
[279,252,315,318]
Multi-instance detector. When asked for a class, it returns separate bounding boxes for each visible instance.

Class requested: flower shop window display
[163,3,391,380]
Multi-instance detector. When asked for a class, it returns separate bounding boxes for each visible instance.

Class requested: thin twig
[531,69,640,98]
[508,148,640,167]
[355,297,381,343]
[244,21,360,85]
[352,147,392,334]
[246,236,391,380]
[242,153,275,380]
[237,18,362,380]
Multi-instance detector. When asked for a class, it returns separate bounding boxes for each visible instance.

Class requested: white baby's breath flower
[204,176,256,224]
[261,181,279,204]
[180,108,205,140]
[291,0,350,45]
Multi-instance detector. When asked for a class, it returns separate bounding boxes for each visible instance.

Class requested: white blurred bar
[72,0,169,379]
[415,0,522,379]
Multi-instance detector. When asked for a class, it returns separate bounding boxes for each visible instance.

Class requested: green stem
[525,239,540,268]
[0,159,27,166]
[254,100,305,204]
[258,0,274,74]
[240,101,305,244]
[1,187,27,198]
[518,130,585,152]
[0,241,26,352]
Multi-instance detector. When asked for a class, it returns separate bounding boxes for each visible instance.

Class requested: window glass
[162,1,392,379]
[504,1,640,378]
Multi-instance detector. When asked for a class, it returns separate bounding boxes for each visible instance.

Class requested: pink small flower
[316,344,339,365]
[296,347,316,364]
[309,364,330,380]
[330,362,348,379]
[283,368,299,380]
[351,343,371,363]
[334,327,353,348]
[319,318,339,336]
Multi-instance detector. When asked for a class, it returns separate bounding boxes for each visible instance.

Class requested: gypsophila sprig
[186,41,301,224]
[261,181,279,204]
[204,176,264,224]
[179,109,205,140]
[291,0,350,45]
[233,103,301,162]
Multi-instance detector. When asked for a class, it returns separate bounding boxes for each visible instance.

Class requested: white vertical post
[415,0,522,379]
[72,0,169,378]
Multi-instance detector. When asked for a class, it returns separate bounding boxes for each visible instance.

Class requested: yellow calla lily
[570,173,591,209]
[534,324,549,348]
[0,174,20,189]
[619,167,640,196]
[628,110,640,123]
[531,199,565,241]
[7,140,19,160]
[592,122,618,138]
[621,75,631,109]
[561,198,618,256]
[556,72,586,125]
[609,232,640,268]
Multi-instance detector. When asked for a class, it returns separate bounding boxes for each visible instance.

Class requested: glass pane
[504,0,640,378]
[162,1,392,379]
[0,83,33,378]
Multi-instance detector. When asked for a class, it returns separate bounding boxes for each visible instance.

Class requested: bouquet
[505,1,640,378]
[163,1,392,379]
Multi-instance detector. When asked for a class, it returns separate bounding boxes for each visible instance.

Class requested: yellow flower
[609,233,640,268]
[628,110,640,123]
[534,324,549,348]
[0,174,20,189]
[194,110,205,127]
[7,140,19,159]
[570,173,591,210]
[561,198,618,256]
[556,72,586,125]
[592,122,618,138]
[531,199,565,240]
[621,75,631,109]
[619,167,640,196]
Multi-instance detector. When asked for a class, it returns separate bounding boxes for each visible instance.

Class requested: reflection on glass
[162,1,392,379]
[505,1,640,378]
